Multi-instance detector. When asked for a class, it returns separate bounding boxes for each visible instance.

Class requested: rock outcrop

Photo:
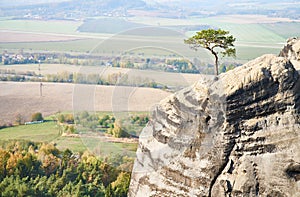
[129,38,300,197]
[279,37,300,61]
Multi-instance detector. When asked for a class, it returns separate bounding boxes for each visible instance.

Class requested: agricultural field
[1,16,299,62]
[262,22,300,39]
[0,117,139,157]
[0,63,200,86]
[0,38,101,54]
[0,19,81,34]
[0,81,170,125]
[0,31,83,43]
[0,14,299,195]
[78,18,144,34]
[0,14,298,131]
[1,15,299,126]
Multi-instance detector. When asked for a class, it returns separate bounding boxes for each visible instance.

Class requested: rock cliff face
[129,38,300,197]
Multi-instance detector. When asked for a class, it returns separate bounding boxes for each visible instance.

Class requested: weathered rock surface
[129,38,300,197]
[280,37,300,71]
[279,37,300,61]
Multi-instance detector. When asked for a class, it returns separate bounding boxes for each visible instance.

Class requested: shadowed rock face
[129,38,300,197]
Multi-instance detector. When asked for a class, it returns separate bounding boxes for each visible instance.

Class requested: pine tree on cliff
[184,29,236,75]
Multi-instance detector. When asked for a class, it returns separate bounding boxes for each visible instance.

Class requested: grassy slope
[0,121,60,142]
[0,121,85,152]
[0,120,138,156]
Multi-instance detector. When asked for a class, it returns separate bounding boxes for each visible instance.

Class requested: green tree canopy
[184,29,236,75]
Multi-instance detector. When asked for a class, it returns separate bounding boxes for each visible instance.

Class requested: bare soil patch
[0,82,171,125]
[0,31,82,43]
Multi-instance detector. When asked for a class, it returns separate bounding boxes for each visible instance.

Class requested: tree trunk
[211,50,219,75]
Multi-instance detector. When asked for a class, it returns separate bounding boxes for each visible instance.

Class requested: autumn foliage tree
[184,29,236,75]
[31,112,43,122]
[108,121,130,138]
[0,140,132,196]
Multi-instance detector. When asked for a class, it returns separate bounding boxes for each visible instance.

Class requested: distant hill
[1,0,300,19]
[0,0,69,7]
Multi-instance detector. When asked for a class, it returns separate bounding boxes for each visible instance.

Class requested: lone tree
[184,29,236,75]
[31,112,43,122]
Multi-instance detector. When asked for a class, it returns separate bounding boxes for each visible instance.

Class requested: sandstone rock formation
[279,37,300,61]
[129,38,300,197]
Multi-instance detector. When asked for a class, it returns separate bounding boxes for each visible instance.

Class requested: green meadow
[0,121,60,142]
[0,111,147,156]
[0,119,138,157]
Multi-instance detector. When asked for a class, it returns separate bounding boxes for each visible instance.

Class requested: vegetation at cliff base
[0,140,131,197]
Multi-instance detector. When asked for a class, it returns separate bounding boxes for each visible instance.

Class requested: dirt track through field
[0,82,171,125]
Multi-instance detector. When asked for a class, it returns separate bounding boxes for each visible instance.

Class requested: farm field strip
[0,17,292,43]
[0,63,202,85]
[0,31,84,43]
[0,17,298,61]
[0,29,114,40]
[0,19,82,34]
[0,27,286,46]
[0,29,187,44]
[0,81,171,125]
[0,36,286,62]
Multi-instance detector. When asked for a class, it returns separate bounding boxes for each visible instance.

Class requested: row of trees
[111,59,200,74]
[74,112,149,137]
[2,55,38,65]
[0,140,131,196]
[13,111,149,138]
[2,51,202,74]
[46,72,159,88]
[0,70,160,89]
[164,59,199,73]
[13,112,43,126]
